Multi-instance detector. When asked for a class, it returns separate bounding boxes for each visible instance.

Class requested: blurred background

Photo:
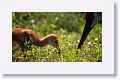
[12,12,85,35]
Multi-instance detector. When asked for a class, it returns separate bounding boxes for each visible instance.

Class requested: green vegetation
[12,12,102,62]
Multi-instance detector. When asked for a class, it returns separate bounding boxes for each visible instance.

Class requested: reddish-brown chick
[12,28,60,53]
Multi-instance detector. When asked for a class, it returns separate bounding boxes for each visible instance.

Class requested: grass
[12,12,102,62]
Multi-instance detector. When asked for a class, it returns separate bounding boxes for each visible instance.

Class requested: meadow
[12,12,102,62]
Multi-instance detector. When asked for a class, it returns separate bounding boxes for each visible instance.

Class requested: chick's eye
[54,40,58,44]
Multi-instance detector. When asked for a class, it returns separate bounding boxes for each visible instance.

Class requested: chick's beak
[56,44,60,53]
